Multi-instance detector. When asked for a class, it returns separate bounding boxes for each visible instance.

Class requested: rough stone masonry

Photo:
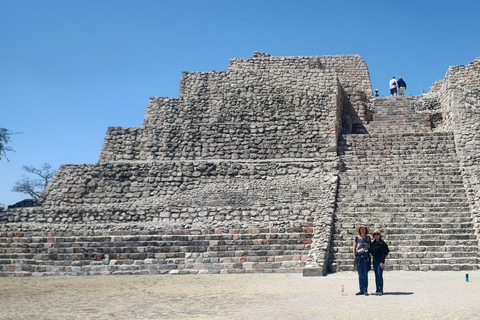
[1,53,479,277]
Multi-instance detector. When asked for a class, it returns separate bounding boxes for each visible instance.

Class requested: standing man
[389,77,397,97]
[397,77,407,96]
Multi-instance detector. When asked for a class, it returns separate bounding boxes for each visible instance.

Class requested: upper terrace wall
[100,61,344,161]
[227,53,372,96]
[100,53,373,162]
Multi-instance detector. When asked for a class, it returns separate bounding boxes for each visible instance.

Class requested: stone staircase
[363,96,431,134]
[329,97,479,272]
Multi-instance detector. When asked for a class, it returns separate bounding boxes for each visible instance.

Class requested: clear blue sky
[1,0,479,206]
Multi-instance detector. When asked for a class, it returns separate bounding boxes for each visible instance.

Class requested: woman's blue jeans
[357,257,368,292]
[373,261,384,292]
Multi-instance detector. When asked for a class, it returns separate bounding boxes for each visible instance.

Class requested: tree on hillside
[0,128,14,160]
[12,163,56,198]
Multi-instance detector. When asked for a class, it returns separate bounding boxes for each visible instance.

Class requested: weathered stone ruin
[1,53,479,277]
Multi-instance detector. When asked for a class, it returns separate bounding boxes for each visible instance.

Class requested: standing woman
[370,229,390,295]
[353,225,371,296]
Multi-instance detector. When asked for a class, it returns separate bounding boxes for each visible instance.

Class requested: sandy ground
[1,271,480,320]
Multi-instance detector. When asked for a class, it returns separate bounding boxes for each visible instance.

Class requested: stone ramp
[329,97,479,272]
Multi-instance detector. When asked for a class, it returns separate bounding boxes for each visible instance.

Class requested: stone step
[334,213,472,220]
[330,262,479,272]
[366,116,429,121]
[334,209,470,215]
[337,184,464,190]
[340,141,453,147]
[336,200,468,206]
[341,131,452,139]
[339,159,460,166]
[330,250,479,260]
[0,237,311,248]
[332,244,478,254]
[334,217,472,224]
[0,247,311,260]
[337,191,467,197]
[332,233,476,241]
[368,116,427,121]
[342,148,456,153]
[336,197,467,204]
[332,255,479,264]
[331,238,478,248]
[339,172,463,178]
[0,243,311,252]
[338,176,464,182]
[337,188,467,196]
[333,222,474,230]
[331,256,479,267]
[338,175,463,181]
[339,158,459,165]
[336,199,468,206]
[371,107,423,112]
[337,191,467,198]
[362,126,431,134]
[334,210,471,217]
[335,202,470,208]
[1,261,306,277]
[333,213,472,220]
[339,165,461,171]
[341,150,457,157]
[363,125,430,131]
[339,174,463,180]
[0,231,311,241]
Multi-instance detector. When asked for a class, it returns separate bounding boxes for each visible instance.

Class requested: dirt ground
[1,271,480,320]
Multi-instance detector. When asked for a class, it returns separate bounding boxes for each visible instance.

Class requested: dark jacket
[397,78,407,88]
[370,238,390,263]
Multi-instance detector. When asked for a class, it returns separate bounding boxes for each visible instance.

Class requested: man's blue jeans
[373,261,384,292]
[357,257,368,292]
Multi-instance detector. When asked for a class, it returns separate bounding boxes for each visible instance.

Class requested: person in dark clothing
[370,229,390,295]
[397,77,407,96]
[353,225,371,296]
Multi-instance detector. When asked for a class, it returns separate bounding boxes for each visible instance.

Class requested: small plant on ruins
[0,128,14,161]
[12,163,56,198]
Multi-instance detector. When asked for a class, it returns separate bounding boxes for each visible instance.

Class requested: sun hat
[372,229,382,236]
[355,225,370,234]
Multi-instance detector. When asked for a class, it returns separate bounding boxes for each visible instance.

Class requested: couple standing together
[389,76,407,97]
[353,225,390,296]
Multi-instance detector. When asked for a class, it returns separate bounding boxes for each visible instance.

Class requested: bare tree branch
[12,163,56,198]
[0,128,14,161]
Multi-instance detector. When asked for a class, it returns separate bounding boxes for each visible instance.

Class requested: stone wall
[100,66,341,161]
[100,53,373,162]
[5,161,338,226]
[0,224,314,276]
[227,53,372,96]
[427,57,480,237]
